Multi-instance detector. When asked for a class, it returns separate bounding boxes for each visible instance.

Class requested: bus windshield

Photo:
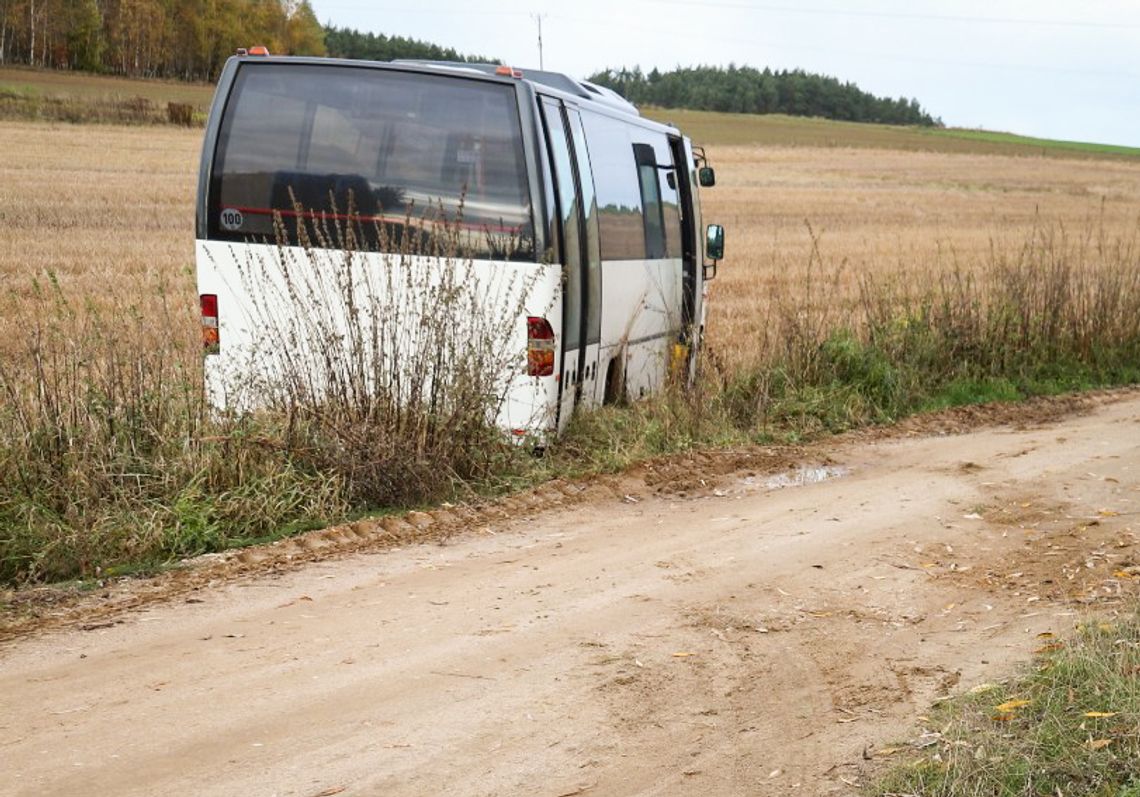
[208,63,535,260]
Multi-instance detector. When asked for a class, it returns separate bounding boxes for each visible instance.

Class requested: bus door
[540,97,601,431]
[668,136,698,346]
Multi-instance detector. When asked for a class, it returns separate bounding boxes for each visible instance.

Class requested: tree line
[0,0,326,79]
[588,65,941,127]
[0,0,498,81]
[323,26,494,65]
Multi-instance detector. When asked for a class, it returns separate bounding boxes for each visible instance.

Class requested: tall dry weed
[0,274,345,582]
[0,201,535,583]
[221,198,538,505]
[746,216,1140,432]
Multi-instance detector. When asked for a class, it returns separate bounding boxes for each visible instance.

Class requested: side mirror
[698,166,716,187]
[706,224,725,261]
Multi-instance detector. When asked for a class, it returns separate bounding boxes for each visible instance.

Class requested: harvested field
[0,121,200,310]
[0,66,215,108]
[702,144,1140,363]
[2,118,1139,364]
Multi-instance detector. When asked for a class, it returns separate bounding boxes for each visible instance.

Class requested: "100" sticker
[219,208,244,231]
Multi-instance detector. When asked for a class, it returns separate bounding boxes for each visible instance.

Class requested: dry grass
[0,127,533,581]
[873,614,1140,796]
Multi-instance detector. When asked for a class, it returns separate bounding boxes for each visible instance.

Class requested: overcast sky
[314,0,1140,147]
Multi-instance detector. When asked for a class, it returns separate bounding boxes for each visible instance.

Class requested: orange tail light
[526,316,555,376]
[201,293,219,354]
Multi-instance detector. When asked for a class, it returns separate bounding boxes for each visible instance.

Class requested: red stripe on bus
[229,206,523,235]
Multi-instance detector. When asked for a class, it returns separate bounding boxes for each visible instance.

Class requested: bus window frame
[199,59,547,262]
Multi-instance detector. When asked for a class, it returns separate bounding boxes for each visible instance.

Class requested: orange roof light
[248,45,270,56]
[495,65,523,78]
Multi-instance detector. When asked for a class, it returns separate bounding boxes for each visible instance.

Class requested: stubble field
[2,119,1139,359]
[703,144,1140,365]
[0,122,198,299]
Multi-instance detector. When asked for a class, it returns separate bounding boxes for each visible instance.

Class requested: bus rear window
[209,64,535,260]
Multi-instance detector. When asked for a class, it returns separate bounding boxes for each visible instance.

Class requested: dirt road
[3,392,1139,796]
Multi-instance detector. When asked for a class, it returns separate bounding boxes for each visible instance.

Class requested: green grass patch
[926,127,1140,158]
[872,612,1140,797]
[641,107,1140,160]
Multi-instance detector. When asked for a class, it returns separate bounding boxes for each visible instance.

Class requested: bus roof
[391,61,640,115]
[226,54,676,134]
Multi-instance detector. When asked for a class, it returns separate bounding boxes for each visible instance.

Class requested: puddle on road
[740,465,850,491]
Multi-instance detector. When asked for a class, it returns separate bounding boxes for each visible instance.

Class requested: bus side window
[633,143,666,260]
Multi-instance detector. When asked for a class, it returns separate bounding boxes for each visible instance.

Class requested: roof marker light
[495,65,524,78]
[248,45,270,56]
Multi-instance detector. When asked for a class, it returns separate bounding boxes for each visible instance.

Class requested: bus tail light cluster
[201,294,220,354]
[526,316,555,377]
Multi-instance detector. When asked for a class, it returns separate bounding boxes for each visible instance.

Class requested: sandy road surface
[3,393,1139,796]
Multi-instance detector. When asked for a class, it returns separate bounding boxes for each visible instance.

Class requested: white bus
[195,53,725,437]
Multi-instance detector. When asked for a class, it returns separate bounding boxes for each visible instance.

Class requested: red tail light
[201,293,219,354]
[526,316,555,377]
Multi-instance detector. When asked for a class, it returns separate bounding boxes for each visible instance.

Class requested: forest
[0,0,326,79]
[0,0,498,80]
[589,65,940,126]
[323,26,493,65]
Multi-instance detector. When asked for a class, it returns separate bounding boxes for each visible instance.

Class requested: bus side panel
[601,130,683,403]
[596,257,682,402]
[577,112,684,405]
